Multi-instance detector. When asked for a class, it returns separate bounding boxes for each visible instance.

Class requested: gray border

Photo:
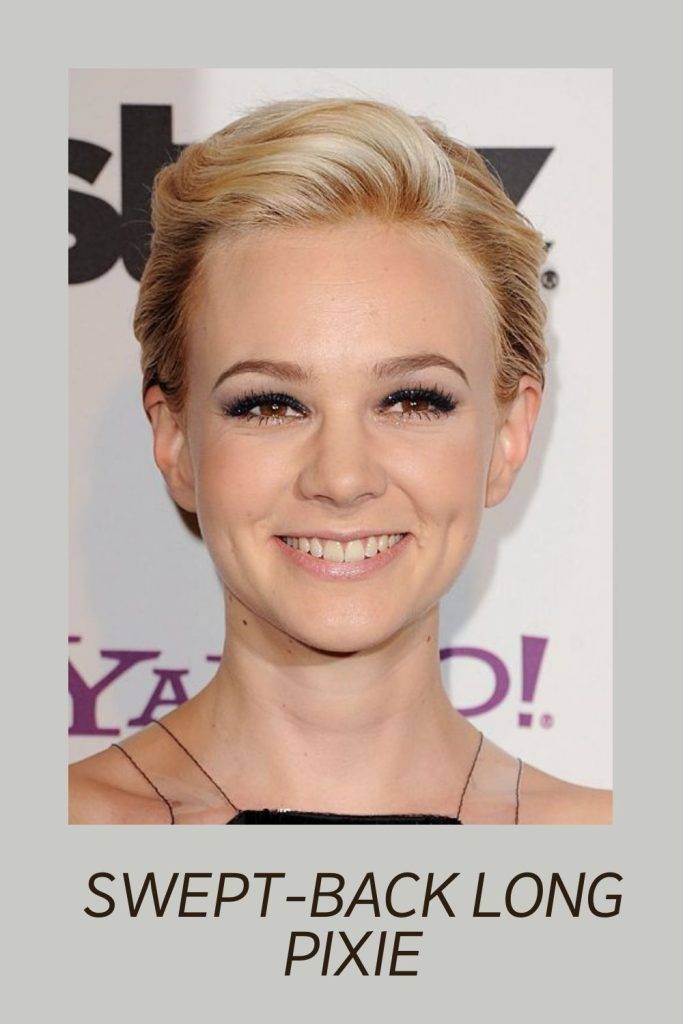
[6,4,679,1019]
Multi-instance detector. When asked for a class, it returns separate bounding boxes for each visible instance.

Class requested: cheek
[400,416,492,520]
[193,431,287,536]
[414,423,492,586]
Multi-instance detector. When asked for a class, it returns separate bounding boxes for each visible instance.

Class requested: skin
[70,216,612,824]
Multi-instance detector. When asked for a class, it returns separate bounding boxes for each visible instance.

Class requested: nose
[295,409,388,508]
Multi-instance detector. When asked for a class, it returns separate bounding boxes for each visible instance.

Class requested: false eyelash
[221,383,459,424]
[380,383,457,415]
[222,389,309,420]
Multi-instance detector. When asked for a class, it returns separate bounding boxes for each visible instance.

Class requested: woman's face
[171,218,521,652]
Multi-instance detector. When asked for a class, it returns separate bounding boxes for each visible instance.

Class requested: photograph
[68,69,612,824]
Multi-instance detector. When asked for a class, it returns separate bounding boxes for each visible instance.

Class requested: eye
[221,390,307,426]
[220,384,458,426]
[379,385,458,421]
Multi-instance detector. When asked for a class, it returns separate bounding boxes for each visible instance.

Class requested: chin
[283,616,399,656]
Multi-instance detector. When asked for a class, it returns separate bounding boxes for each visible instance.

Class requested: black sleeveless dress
[228,809,462,824]
[111,719,521,824]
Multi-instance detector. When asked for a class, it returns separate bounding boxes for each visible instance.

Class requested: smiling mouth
[277,533,406,564]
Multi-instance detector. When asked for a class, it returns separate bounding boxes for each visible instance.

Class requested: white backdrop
[68,68,612,788]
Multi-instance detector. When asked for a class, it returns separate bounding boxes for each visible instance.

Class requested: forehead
[189,219,496,383]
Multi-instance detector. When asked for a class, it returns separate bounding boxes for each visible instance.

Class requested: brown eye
[245,400,302,424]
[381,385,458,420]
[223,390,307,425]
[398,396,431,414]
[253,401,291,419]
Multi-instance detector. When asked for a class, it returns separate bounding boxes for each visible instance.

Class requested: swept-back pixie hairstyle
[134,97,548,413]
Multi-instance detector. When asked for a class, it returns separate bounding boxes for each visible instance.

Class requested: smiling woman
[69,96,611,825]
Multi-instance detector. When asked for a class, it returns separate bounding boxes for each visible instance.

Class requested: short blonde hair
[134,97,548,412]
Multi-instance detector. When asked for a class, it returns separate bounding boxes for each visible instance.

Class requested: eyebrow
[212,353,470,391]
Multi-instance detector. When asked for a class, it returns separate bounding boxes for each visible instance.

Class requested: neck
[188,592,479,814]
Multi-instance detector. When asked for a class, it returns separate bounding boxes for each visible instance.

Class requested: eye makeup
[219,383,459,426]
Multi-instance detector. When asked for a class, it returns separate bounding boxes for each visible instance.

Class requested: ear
[485,375,543,508]
[143,385,197,513]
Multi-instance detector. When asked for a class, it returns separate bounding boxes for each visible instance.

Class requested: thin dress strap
[112,722,522,824]
[514,757,523,824]
[152,719,242,815]
[456,730,484,820]
[455,733,524,824]
[111,742,175,824]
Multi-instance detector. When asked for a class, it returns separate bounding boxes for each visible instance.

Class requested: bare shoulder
[69,742,171,824]
[520,761,613,825]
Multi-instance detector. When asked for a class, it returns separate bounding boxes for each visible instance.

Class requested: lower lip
[273,534,411,580]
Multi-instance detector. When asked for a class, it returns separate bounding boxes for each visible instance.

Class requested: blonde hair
[134,97,548,412]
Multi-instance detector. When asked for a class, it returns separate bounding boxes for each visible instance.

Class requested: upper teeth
[282,534,405,562]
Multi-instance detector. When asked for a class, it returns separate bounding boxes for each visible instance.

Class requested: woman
[69,97,611,824]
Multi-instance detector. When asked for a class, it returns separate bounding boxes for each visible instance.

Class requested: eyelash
[221,384,459,426]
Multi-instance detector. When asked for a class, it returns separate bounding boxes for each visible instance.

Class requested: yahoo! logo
[68,634,551,737]
[68,104,554,285]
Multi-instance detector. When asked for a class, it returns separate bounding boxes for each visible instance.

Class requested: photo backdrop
[69,68,612,788]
